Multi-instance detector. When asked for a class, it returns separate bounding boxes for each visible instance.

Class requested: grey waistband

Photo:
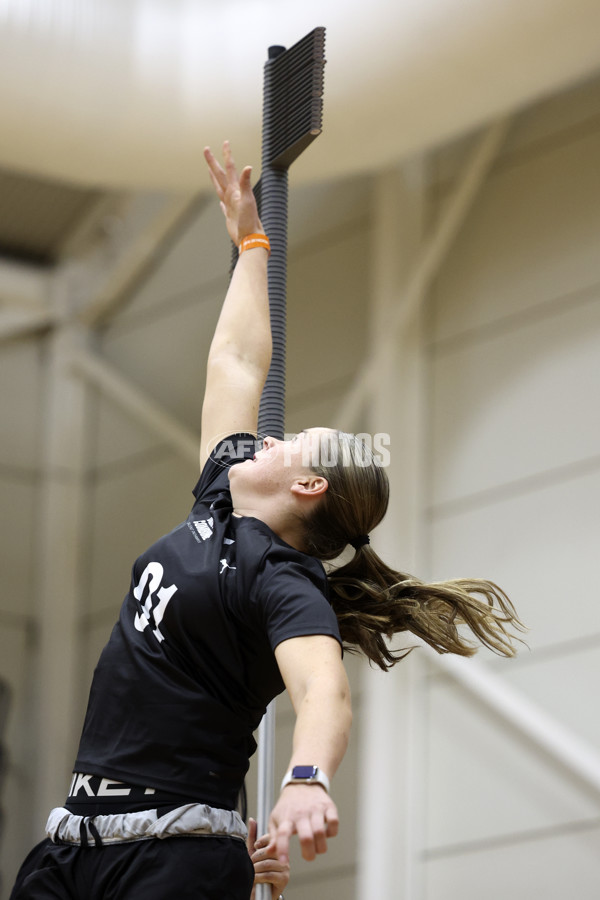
[46,803,248,846]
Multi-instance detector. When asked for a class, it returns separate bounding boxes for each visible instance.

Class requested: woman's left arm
[269,635,352,866]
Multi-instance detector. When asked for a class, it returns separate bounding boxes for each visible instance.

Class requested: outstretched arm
[268,635,352,866]
[200,142,272,470]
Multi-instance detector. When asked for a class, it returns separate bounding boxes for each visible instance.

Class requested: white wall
[421,73,600,899]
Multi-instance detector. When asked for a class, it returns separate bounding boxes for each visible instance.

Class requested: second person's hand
[247,817,290,900]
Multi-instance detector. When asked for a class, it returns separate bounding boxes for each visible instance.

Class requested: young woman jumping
[10,142,523,900]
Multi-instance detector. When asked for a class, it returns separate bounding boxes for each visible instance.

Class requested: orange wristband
[239,233,270,256]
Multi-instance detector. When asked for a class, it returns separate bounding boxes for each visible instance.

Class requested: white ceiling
[0,0,599,192]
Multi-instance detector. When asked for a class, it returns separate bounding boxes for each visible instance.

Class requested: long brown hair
[303,431,526,670]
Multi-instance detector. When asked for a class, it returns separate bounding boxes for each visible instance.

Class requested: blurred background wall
[0,3,599,898]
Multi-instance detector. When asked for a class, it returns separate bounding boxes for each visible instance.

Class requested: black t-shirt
[74,434,342,810]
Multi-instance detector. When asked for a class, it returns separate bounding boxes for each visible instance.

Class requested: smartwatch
[280,765,330,793]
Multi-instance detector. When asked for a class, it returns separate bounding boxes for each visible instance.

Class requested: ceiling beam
[0,257,50,310]
[64,192,201,327]
[427,649,600,799]
[0,309,56,343]
[69,346,199,468]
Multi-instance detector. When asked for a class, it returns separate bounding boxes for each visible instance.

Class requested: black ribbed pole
[257,44,288,441]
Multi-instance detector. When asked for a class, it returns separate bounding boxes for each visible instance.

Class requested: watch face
[292,765,317,779]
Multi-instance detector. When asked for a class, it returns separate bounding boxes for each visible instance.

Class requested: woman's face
[228,427,336,500]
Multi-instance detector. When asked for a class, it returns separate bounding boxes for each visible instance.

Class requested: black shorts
[9,835,254,900]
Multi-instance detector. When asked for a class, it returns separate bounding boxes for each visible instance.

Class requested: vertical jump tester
[229,27,326,897]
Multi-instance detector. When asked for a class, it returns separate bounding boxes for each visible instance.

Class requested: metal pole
[256,705,276,835]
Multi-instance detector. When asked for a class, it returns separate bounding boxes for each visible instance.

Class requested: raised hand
[204,141,264,246]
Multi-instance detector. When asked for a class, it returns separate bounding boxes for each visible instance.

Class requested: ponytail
[327,545,525,670]
[302,430,526,670]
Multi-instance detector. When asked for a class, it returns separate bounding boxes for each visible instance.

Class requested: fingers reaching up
[204,141,263,246]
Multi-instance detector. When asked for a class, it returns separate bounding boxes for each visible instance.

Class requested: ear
[290,475,329,498]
